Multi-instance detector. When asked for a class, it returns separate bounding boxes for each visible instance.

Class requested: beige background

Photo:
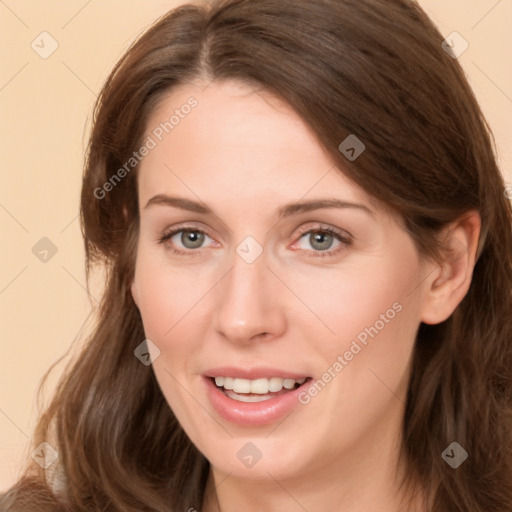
[0,0,511,490]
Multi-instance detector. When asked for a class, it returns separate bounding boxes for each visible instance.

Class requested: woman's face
[132,79,433,481]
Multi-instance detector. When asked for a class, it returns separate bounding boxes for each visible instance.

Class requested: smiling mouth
[211,376,312,403]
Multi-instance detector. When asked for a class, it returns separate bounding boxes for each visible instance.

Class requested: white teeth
[250,378,269,394]
[223,377,234,390]
[268,377,283,392]
[213,376,308,394]
[233,378,252,393]
[283,379,296,390]
[224,390,275,402]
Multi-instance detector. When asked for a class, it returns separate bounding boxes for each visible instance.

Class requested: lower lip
[203,377,310,426]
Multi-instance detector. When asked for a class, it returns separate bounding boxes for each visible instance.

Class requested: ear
[420,210,481,325]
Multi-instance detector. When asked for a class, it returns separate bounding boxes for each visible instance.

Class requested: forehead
[144,80,326,160]
[137,79,373,210]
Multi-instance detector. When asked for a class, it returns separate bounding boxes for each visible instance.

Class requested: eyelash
[157,224,352,258]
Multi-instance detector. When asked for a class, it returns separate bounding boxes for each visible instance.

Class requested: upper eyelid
[295,223,352,238]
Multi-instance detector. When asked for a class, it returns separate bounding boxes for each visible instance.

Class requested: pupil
[310,231,333,251]
[182,231,204,249]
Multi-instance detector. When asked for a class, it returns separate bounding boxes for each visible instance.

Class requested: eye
[173,230,209,249]
[158,227,214,253]
[157,225,351,257]
[299,231,336,251]
[292,226,352,258]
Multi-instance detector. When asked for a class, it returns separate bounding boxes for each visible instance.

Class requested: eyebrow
[144,194,373,218]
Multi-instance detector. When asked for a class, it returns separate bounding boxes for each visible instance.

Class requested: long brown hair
[2,0,512,510]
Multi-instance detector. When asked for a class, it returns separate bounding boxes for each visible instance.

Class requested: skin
[131,79,481,512]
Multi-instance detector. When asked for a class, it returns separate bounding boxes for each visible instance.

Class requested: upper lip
[204,366,310,380]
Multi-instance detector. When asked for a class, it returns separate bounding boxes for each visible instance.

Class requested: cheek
[132,249,212,432]
[290,253,422,432]
[286,255,421,350]
[285,249,423,407]
[133,246,213,340]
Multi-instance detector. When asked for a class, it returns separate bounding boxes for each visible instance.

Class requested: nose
[213,249,287,345]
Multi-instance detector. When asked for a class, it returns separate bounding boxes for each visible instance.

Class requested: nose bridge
[214,246,285,343]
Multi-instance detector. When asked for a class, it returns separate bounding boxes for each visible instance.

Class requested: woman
[2,0,511,510]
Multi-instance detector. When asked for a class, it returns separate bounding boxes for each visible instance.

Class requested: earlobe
[420,210,481,325]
